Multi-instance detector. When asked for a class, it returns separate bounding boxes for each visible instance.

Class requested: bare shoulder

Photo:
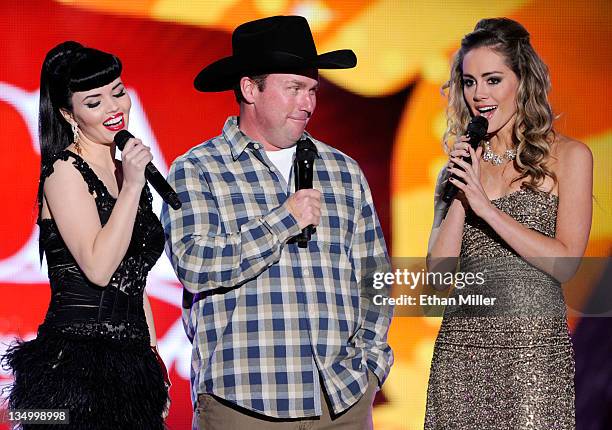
[548,134,593,199]
[45,156,80,182]
[551,134,593,168]
[44,156,89,196]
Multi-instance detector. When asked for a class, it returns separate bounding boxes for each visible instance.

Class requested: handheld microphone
[114,130,182,210]
[293,138,318,248]
[441,116,488,204]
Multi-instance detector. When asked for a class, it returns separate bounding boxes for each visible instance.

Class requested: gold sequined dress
[424,189,575,429]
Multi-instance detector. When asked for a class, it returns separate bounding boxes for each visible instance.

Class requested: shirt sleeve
[351,169,394,387]
[160,156,302,294]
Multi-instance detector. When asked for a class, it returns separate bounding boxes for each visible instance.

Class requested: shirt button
[253,143,260,149]
[270,166,276,172]
[303,268,309,276]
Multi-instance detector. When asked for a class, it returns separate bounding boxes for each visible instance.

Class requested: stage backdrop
[1,1,610,429]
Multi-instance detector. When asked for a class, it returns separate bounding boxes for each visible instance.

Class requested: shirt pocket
[315,185,359,250]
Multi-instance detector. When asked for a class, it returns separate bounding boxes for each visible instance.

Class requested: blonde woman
[425,18,592,429]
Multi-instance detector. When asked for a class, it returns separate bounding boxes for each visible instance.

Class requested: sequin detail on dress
[37,150,165,332]
[3,150,168,429]
[424,188,575,430]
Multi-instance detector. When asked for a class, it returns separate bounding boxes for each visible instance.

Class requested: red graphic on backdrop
[0,2,403,428]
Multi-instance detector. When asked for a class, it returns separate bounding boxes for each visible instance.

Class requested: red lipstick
[103,113,125,131]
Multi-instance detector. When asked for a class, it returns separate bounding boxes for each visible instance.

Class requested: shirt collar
[222,116,320,160]
[222,116,252,161]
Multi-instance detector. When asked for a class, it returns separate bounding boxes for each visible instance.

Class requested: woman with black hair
[2,41,169,429]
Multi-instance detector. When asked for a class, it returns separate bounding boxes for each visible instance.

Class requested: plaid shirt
[161,117,393,418]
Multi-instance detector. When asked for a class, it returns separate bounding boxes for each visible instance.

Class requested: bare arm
[144,293,171,392]
[426,136,477,269]
[44,140,152,286]
[426,163,467,279]
[448,139,593,282]
[143,292,157,347]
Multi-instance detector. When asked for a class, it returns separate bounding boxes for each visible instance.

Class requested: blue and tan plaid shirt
[161,117,393,418]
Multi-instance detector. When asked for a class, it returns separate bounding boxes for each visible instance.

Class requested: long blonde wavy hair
[443,17,556,190]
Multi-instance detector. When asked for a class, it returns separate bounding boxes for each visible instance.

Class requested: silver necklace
[482,141,516,165]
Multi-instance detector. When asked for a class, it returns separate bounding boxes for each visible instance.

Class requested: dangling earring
[71,122,81,155]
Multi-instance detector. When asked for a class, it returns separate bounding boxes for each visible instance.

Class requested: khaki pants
[195,370,378,430]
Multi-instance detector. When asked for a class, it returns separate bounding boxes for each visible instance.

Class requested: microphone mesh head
[296,138,317,162]
[113,130,133,151]
[467,116,488,140]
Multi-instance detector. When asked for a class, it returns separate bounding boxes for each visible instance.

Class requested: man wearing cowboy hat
[161,15,393,429]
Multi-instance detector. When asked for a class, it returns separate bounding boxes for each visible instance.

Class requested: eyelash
[85,90,126,109]
[463,77,501,87]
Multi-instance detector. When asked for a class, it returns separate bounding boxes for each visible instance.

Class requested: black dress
[2,150,169,429]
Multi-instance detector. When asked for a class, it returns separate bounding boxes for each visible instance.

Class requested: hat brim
[194,49,357,92]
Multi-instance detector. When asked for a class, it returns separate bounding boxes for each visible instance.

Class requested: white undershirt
[265,146,296,188]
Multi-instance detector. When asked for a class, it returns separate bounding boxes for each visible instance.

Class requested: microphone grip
[441,154,474,204]
[145,163,182,210]
[303,225,314,240]
[440,132,481,204]
[441,182,459,204]
[294,155,315,248]
[296,228,312,248]
[113,130,182,210]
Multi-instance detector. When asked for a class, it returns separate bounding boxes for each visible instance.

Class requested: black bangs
[68,48,122,93]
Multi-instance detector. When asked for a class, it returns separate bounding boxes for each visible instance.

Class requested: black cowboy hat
[194,15,357,92]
